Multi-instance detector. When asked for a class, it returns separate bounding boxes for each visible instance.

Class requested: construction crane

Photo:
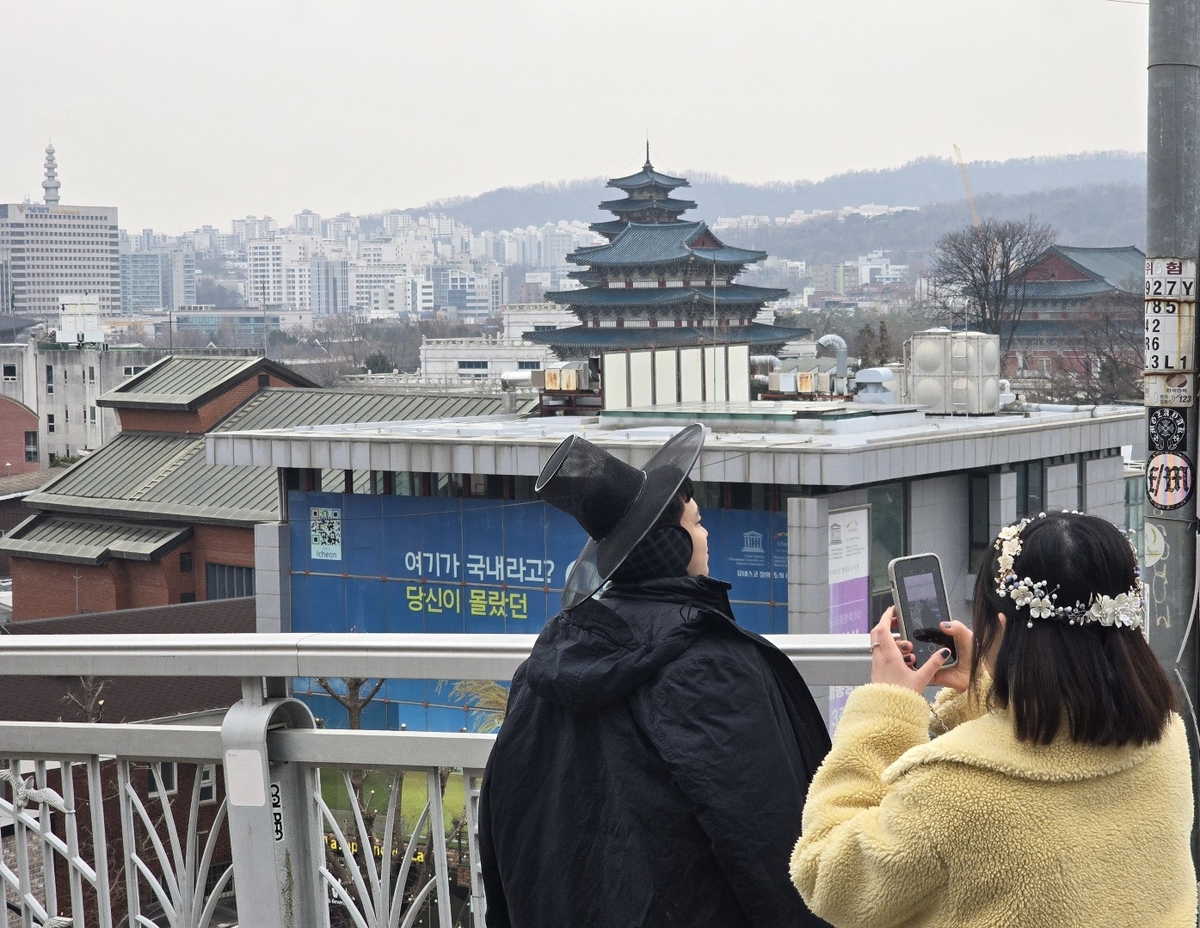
[953,144,982,227]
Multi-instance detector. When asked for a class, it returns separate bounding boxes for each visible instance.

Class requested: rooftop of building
[17,388,539,529]
[607,158,689,192]
[97,355,316,410]
[522,322,805,350]
[567,221,766,268]
[207,401,1141,490]
[0,597,254,724]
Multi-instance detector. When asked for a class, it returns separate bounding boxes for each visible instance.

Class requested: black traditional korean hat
[536,423,705,609]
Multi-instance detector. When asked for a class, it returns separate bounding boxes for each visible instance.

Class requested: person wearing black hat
[478,424,833,928]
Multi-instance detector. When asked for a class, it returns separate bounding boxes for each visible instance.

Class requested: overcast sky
[2,0,1149,232]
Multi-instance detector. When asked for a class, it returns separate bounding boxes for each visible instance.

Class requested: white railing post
[221,685,327,928]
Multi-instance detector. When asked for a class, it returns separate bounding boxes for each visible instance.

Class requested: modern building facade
[0,146,120,315]
[206,399,1139,729]
[120,248,197,313]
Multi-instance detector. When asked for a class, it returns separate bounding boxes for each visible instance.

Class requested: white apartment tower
[0,146,120,314]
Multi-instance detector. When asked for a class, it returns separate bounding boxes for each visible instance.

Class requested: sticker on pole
[1144,258,1197,374]
[1146,450,1194,511]
[1144,372,1194,408]
[1149,407,1188,452]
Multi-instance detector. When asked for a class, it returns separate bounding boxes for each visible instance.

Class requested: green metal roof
[521,322,807,350]
[607,161,689,191]
[0,514,192,565]
[1022,279,1118,301]
[24,389,540,527]
[97,355,315,410]
[568,222,766,268]
[545,283,788,308]
[1051,245,1144,290]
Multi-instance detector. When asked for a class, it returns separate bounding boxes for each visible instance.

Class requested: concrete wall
[1085,456,1125,526]
[254,522,290,633]
[910,473,972,615]
[1045,461,1079,511]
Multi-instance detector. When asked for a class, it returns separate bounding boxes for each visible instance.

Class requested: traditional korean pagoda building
[525,153,801,357]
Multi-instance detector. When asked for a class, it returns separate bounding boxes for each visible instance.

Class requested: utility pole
[1145,0,1200,861]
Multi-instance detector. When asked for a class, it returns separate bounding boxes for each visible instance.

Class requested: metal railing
[0,632,871,928]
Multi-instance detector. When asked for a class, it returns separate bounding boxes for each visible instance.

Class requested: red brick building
[0,395,41,476]
[0,355,536,620]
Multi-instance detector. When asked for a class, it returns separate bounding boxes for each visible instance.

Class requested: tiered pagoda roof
[532,152,795,357]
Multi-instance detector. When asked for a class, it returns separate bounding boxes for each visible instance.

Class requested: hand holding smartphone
[887,554,957,670]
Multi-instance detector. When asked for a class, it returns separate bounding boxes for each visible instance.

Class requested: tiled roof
[98,355,315,410]
[607,163,689,191]
[1022,279,1120,301]
[1048,246,1144,291]
[567,222,766,268]
[546,283,788,308]
[20,389,538,527]
[0,598,254,723]
[521,322,807,349]
[598,196,697,215]
[0,514,191,565]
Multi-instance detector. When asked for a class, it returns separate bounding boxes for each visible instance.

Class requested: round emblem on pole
[1149,407,1188,452]
[1146,450,1194,511]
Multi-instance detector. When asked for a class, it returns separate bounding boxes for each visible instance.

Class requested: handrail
[0,632,872,685]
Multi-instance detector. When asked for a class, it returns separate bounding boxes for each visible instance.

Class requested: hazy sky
[2,0,1149,232]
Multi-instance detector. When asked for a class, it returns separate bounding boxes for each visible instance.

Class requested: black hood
[524,576,735,711]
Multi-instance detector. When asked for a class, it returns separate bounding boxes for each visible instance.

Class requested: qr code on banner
[310,507,342,560]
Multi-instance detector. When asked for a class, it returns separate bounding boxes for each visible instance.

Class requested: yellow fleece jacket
[791,683,1196,928]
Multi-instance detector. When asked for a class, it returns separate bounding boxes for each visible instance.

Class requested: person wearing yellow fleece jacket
[792,511,1196,928]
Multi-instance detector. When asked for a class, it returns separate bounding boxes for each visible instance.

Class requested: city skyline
[2,0,1149,231]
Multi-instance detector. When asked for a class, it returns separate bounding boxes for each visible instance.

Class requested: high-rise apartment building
[120,248,196,312]
[0,146,120,314]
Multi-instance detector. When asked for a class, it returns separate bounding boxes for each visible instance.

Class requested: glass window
[199,764,217,804]
[206,563,255,600]
[47,414,55,433]
[868,483,907,619]
[1013,461,1045,518]
[88,366,95,382]
[457,360,488,370]
[969,473,990,573]
[180,552,193,573]
[24,431,37,463]
[517,360,541,370]
[1125,474,1145,569]
[2,364,15,381]
[148,762,177,797]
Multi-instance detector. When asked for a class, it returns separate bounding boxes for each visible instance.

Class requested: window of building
[2,364,15,381]
[180,592,196,603]
[88,366,95,383]
[47,414,55,433]
[1013,461,1044,519]
[64,407,69,423]
[206,563,255,600]
[517,360,541,370]
[198,764,217,804]
[458,360,488,370]
[968,473,990,574]
[180,552,193,573]
[258,373,270,388]
[89,406,96,424]
[24,431,37,463]
[868,483,908,619]
[148,762,177,797]
[45,364,53,394]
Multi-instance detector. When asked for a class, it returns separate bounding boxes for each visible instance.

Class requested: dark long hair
[970,511,1174,746]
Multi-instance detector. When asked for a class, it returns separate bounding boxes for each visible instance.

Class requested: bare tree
[928,216,1056,370]
[1064,293,1143,404]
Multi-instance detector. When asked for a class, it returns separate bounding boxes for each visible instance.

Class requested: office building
[0,146,120,314]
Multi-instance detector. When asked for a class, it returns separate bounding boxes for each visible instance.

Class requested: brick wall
[0,397,40,475]
[193,524,256,600]
[116,374,299,434]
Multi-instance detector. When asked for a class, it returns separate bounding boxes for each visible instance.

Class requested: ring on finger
[869,641,882,651]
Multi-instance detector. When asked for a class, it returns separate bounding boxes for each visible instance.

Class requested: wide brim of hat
[560,423,705,609]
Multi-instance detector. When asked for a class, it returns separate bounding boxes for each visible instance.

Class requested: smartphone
[887,554,957,669]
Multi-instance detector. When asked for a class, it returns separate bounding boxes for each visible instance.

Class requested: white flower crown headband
[994,512,1145,631]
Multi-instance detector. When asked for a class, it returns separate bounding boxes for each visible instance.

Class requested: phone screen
[889,555,957,669]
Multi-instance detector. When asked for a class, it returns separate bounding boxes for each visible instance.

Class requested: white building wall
[909,474,972,611]
[1045,461,1080,511]
[1085,456,1125,526]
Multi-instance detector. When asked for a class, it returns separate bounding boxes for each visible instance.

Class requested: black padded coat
[478,576,832,928]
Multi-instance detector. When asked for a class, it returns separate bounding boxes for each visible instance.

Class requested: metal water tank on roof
[906,330,1000,415]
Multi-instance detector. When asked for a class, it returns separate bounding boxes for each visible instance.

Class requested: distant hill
[724,183,1146,268]
[412,152,1147,236]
